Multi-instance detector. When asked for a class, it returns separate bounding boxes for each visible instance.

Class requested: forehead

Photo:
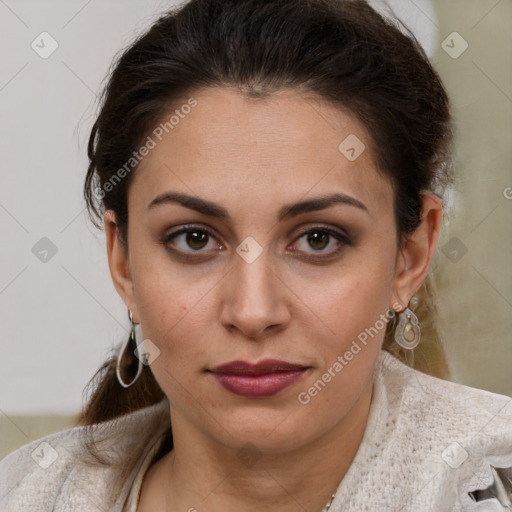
[131,86,394,219]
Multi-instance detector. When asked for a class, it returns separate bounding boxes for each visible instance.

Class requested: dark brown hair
[78,0,454,467]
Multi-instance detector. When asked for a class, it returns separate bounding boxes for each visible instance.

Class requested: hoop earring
[394,306,421,350]
[116,310,143,388]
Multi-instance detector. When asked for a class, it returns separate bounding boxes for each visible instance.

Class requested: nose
[219,247,291,340]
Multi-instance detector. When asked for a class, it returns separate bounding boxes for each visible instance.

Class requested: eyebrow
[147,191,368,221]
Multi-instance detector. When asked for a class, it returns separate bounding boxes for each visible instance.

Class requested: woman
[1,0,511,510]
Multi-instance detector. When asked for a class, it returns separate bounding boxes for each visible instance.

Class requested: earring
[116,310,143,388]
[394,305,421,350]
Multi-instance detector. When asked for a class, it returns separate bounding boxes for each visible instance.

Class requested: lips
[211,359,308,375]
[209,359,310,398]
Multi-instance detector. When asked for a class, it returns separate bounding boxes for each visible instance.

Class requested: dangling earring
[116,309,143,388]
[394,306,421,350]
[394,298,420,367]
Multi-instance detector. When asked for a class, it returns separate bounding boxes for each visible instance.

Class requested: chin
[209,407,322,454]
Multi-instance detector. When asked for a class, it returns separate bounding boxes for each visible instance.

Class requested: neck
[139,381,373,512]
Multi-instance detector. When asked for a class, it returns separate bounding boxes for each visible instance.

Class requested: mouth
[208,359,311,398]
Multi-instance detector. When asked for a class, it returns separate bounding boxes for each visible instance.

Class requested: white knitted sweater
[1,350,511,511]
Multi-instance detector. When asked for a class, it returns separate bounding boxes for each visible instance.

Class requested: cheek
[129,250,201,357]
[130,269,223,398]
[306,282,389,382]
[132,276,209,403]
[134,280,205,355]
[291,250,395,350]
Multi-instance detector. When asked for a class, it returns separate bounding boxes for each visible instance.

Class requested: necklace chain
[322,493,336,511]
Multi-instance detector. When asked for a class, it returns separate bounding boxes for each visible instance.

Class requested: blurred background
[1,0,511,459]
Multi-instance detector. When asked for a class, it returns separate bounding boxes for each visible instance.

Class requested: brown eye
[306,231,330,251]
[291,227,351,257]
[184,230,209,250]
[162,226,220,253]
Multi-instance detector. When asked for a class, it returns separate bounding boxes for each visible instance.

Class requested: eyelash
[161,224,352,262]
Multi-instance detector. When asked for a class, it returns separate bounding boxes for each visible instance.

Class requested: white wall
[1,0,177,414]
[0,0,445,414]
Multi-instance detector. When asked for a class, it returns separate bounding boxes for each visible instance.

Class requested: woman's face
[111,86,408,452]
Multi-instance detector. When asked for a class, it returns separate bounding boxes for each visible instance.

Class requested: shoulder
[372,351,512,509]
[0,399,170,512]
[378,350,512,444]
[0,425,90,511]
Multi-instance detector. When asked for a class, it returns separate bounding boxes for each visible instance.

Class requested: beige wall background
[1,0,511,459]
[432,0,512,396]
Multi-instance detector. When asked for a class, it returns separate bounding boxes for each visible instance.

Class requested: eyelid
[293,223,350,241]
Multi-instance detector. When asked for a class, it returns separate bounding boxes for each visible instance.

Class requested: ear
[390,192,443,310]
[104,210,139,322]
